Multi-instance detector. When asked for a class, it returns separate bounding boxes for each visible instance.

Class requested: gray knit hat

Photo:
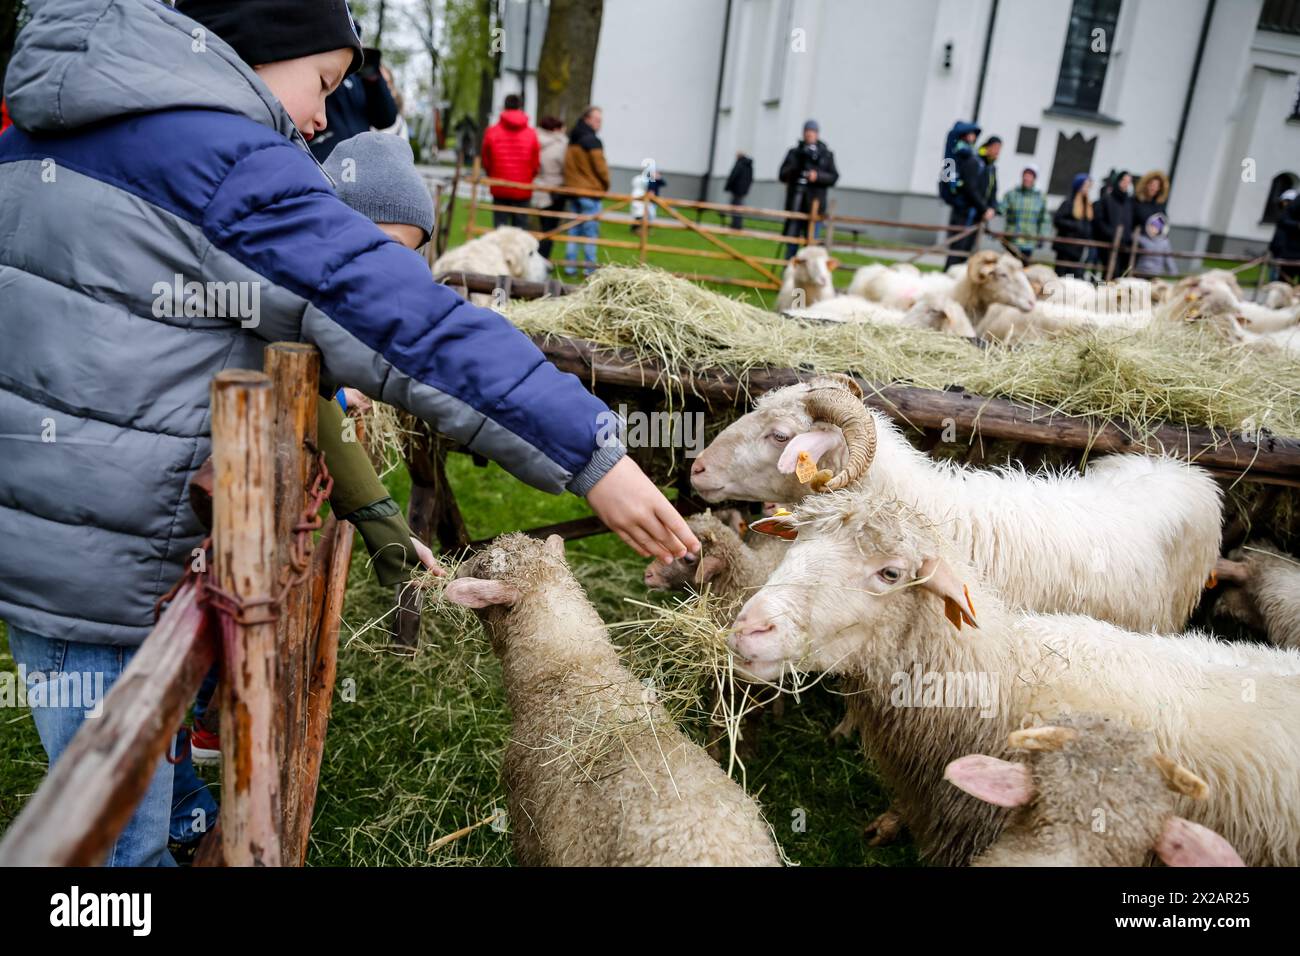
[323,133,435,243]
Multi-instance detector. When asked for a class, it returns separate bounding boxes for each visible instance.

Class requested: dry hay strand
[503,265,1300,441]
[359,400,416,478]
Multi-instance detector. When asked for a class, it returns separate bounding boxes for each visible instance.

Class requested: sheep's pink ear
[918,556,978,630]
[826,257,841,271]
[1154,818,1245,868]
[944,754,1034,807]
[777,430,843,475]
[444,578,523,608]
[696,554,727,584]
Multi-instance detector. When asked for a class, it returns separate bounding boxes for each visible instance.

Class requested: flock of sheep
[437,372,1299,869]
[425,226,1298,867]
[776,245,1300,354]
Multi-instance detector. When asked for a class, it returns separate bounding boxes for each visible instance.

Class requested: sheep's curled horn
[803,386,877,492]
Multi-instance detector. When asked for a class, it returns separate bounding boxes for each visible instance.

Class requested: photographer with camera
[779,119,838,258]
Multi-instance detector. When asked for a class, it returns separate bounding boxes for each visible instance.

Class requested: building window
[1291,76,1300,121]
[1263,173,1298,224]
[1053,0,1122,114]
[763,0,795,105]
[1259,0,1300,34]
[1016,126,1039,155]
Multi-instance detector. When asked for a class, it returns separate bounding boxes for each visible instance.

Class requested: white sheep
[1215,542,1300,650]
[1259,281,1298,310]
[444,533,782,866]
[643,510,785,623]
[728,493,1300,866]
[947,715,1245,866]
[977,297,1152,344]
[846,261,953,310]
[776,245,839,312]
[785,292,976,336]
[689,374,1221,634]
[432,226,551,306]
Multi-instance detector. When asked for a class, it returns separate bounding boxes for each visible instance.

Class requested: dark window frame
[1052,0,1123,115]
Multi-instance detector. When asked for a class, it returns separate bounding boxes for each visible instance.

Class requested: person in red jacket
[0,99,11,136]
[482,94,540,228]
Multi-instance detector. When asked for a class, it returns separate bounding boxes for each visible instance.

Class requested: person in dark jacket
[1053,173,1095,279]
[307,38,398,162]
[940,121,994,270]
[779,120,838,259]
[0,0,697,866]
[1093,169,1135,262]
[1270,188,1300,282]
[723,151,753,230]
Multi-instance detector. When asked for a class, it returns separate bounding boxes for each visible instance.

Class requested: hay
[359,401,416,478]
[504,265,1300,439]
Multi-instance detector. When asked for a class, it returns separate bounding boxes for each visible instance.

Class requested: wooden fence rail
[0,343,354,867]
[458,165,1300,292]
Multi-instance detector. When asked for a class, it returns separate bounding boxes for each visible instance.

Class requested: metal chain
[154,442,334,627]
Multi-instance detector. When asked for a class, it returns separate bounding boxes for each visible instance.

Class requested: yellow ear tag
[795,450,818,484]
[942,586,978,631]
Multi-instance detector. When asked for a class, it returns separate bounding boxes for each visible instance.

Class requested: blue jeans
[565,196,602,274]
[6,624,218,865]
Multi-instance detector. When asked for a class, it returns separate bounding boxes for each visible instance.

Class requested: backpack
[939,122,979,207]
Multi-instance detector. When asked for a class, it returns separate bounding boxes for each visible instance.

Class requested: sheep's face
[969,252,1036,312]
[690,382,851,503]
[644,514,733,591]
[494,226,552,281]
[728,499,976,683]
[445,534,571,649]
[946,716,1244,867]
[788,247,837,289]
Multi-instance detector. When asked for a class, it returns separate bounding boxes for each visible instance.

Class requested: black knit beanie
[175,0,364,76]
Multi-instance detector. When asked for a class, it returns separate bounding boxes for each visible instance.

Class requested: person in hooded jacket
[0,0,698,866]
[940,121,993,270]
[1093,169,1135,259]
[482,93,541,228]
[1133,170,1170,225]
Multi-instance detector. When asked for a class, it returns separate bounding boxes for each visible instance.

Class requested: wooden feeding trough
[0,343,352,867]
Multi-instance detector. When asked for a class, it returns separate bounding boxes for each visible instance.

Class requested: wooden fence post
[1257,252,1272,297]
[465,157,482,244]
[1105,228,1122,281]
[211,369,282,867]
[807,198,820,246]
[264,342,318,864]
[639,191,651,264]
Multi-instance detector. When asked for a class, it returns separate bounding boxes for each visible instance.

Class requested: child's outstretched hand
[585,457,700,563]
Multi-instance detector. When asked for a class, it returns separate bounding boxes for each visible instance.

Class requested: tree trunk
[537,0,603,125]
[1,0,27,90]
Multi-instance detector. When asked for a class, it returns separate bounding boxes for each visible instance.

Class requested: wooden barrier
[459,168,1300,292]
[0,344,353,867]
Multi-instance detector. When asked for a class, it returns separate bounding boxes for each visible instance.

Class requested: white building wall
[582,0,1297,248]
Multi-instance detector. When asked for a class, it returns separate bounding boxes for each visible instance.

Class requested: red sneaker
[190,723,221,766]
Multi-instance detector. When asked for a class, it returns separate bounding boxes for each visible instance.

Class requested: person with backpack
[939,121,994,270]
